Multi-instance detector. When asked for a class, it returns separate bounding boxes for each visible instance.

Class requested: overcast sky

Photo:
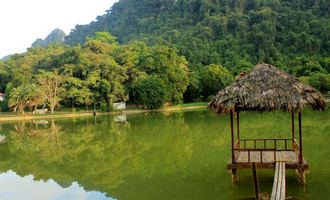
[0,0,118,58]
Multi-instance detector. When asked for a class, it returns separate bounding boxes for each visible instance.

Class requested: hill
[65,0,330,72]
[32,28,66,48]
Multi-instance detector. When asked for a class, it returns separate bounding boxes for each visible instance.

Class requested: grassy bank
[0,102,208,122]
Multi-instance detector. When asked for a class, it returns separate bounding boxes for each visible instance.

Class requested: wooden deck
[236,150,297,163]
[228,150,309,170]
[270,162,286,200]
[227,139,309,171]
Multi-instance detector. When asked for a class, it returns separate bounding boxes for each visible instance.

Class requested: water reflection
[0,170,113,200]
[0,109,328,199]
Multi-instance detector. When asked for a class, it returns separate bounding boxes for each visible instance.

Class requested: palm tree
[8,85,29,114]
[8,84,44,114]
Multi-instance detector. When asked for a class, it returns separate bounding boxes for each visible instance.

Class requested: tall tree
[37,71,64,114]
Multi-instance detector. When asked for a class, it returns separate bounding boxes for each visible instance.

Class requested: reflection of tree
[9,120,64,161]
[0,113,195,192]
[0,109,328,199]
[0,111,235,199]
[46,120,64,158]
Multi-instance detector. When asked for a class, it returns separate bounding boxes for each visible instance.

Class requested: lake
[0,108,329,200]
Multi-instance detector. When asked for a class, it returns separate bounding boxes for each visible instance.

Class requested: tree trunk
[50,105,55,114]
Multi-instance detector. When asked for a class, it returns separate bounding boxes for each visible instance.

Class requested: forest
[0,0,329,113]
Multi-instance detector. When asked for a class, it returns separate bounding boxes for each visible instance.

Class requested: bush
[309,73,330,93]
[198,64,234,101]
[134,76,167,109]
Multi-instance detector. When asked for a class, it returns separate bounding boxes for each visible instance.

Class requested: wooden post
[252,163,260,200]
[231,111,235,164]
[291,111,295,145]
[237,111,240,142]
[298,111,303,164]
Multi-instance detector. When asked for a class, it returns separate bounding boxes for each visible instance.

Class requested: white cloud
[0,170,114,200]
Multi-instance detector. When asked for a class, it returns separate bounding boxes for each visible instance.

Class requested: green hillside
[65,0,330,71]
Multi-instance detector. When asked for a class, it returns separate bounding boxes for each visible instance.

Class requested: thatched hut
[208,63,325,185]
[209,64,325,113]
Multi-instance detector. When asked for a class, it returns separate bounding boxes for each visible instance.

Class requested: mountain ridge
[32,28,66,48]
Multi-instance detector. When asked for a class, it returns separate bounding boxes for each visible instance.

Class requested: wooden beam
[237,111,240,141]
[291,111,295,144]
[230,111,235,164]
[298,112,303,164]
[252,163,260,200]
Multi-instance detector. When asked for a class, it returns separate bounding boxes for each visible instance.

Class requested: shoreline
[0,105,207,122]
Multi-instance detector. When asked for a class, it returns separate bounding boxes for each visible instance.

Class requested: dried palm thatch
[208,64,326,113]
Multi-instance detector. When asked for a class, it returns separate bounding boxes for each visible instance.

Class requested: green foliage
[0,61,9,92]
[0,83,13,112]
[59,32,128,111]
[37,70,65,114]
[134,76,167,109]
[65,0,330,70]
[135,44,189,104]
[289,56,326,76]
[8,83,40,114]
[308,73,330,93]
[198,64,234,100]
[2,1,330,113]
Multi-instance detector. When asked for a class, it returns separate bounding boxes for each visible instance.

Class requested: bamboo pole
[237,111,240,142]
[230,111,235,164]
[298,112,303,164]
[291,111,295,144]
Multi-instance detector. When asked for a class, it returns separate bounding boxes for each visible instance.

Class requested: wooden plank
[280,162,286,200]
[234,150,300,164]
[276,162,283,200]
[270,162,280,200]
[252,163,260,199]
[271,162,286,200]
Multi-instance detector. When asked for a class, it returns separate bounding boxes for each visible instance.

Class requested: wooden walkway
[270,162,286,200]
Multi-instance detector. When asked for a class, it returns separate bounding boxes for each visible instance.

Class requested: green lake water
[0,109,329,200]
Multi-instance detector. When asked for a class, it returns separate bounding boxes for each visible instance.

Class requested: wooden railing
[236,138,294,151]
[232,139,299,163]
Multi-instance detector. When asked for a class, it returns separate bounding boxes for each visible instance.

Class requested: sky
[0,170,115,200]
[0,0,118,58]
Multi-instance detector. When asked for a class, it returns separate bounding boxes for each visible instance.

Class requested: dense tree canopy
[65,0,330,71]
[133,75,168,109]
[1,32,191,113]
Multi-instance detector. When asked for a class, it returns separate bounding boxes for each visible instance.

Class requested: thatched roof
[208,64,326,113]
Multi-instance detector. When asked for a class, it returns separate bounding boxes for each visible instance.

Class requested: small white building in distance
[0,93,5,102]
[113,102,126,110]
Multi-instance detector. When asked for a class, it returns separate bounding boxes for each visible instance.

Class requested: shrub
[134,76,167,109]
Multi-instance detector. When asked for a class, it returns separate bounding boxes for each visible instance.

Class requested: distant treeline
[0,32,234,113]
